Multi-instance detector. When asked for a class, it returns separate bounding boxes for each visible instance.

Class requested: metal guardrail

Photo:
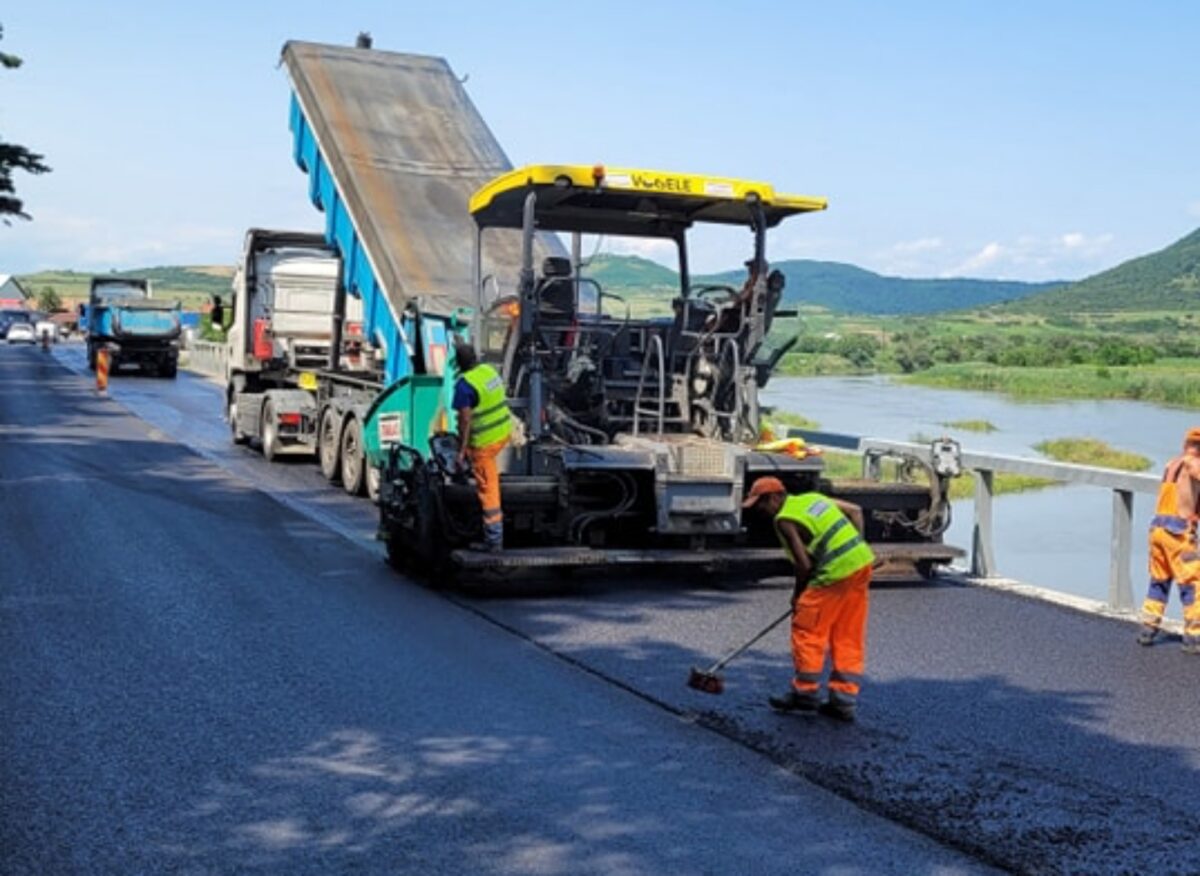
[184,340,227,379]
[789,429,1160,612]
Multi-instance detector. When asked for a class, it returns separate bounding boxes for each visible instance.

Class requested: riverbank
[905,360,1200,408]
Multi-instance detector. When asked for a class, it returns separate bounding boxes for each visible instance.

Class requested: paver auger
[372,165,963,581]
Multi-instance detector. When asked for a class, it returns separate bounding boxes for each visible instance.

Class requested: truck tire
[262,400,281,462]
[228,385,249,445]
[318,407,341,482]
[340,417,366,496]
[161,362,178,379]
[366,463,381,505]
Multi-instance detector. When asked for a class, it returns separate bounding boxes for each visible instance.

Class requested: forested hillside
[998,227,1200,314]
[583,254,1059,315]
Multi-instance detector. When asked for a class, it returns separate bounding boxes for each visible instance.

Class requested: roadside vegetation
[18,265,232,311]
[1032,438,1152,472]
[819,449,1057,500]
[941,419,997,433]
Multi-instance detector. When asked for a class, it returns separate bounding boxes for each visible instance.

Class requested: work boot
[768,690,820,713]
[818,700,857,723]
[1136,627,1159,647]
[468,541,503,554]
[1182,639,1200,655]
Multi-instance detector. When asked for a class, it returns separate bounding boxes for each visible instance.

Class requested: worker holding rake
[743,477,874,722]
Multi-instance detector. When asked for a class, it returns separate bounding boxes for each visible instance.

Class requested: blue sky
[1,1,1197,280]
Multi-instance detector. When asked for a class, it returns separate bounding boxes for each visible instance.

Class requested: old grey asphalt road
[0,347,991,873]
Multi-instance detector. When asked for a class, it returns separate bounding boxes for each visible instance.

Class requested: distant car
[6,322,37,344]
[34,320,59,343]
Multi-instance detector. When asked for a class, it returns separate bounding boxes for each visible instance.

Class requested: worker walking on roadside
[1138,427,1200,653]
[743,477,874,722]
[453,341,512,552]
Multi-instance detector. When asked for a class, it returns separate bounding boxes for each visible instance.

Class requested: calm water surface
[762,376,1200,614]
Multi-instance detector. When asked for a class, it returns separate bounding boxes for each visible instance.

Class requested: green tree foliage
[0,25,51,221]
[36,285,62,312]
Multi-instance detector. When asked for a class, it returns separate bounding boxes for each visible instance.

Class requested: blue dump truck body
[86,277,181,378]
[223,42,558,492]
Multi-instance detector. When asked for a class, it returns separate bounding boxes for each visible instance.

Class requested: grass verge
[1032,437,1152,472]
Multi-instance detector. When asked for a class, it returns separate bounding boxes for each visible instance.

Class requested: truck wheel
[161,362,178,379]
[340,417,366,496]
[228,388,249,445]
[319,407,341,482]
[262,400,281,462]
[366,463,381,505]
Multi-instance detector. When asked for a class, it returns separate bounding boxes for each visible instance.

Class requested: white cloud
[2,209,239,273]
[592,236,677,267]
[890,237,944,255]
[939,232,1116,279]
[945,241,1005,277]
[873,237,945,275]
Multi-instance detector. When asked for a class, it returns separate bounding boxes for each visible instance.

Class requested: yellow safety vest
[774,492,874,587]
[462,363,512,449]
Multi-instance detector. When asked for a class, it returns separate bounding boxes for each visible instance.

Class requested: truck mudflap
[451,542,965,578]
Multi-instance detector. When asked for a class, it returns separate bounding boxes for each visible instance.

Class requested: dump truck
[224,229,377,475]
[231,38,962,582]
[85,277,182,377]
[224,41,555,500]
[371,164,964,579]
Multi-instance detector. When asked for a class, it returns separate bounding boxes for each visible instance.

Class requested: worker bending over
[453,341,512,552]
[1138,427,1200,653]
[743,477,874,722]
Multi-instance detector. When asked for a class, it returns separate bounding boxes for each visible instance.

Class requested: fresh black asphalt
[2,346,987,874]
[9,342,1200,873]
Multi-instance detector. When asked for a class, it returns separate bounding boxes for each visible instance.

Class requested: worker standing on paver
[1138,427,1200,653]
[453,341,512,552]
[742,477,875,721]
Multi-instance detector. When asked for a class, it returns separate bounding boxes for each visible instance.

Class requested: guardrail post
[1109,489,1134,611]
[971,468,996,578]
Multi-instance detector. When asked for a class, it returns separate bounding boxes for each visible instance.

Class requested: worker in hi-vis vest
[453,341,512,551]
[743,477,874,722]
[1138,427,1200,653]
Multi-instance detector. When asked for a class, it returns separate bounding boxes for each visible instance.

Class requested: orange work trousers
[470,438,508,548]
[1142,527,1200,646]
[791,564,871,706]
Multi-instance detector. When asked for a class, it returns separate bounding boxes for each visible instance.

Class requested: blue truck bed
[281,41,561,383]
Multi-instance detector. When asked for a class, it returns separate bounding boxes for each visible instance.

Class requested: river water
[761,376,1200,614]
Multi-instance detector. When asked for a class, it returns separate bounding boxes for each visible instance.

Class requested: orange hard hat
[742,476,787,508]
[1186,427,1200,447]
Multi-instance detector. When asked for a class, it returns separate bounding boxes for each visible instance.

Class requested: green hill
[584,254,1059,315]
[998,227,1200,314]
[18,265,234,307]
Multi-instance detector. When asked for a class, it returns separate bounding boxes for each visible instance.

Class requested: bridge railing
[185,341,227,379]
[788,430,1160,612]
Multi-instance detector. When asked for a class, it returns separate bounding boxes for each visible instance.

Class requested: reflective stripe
[830,670,863,685]
[809,517,849,562]
[463,364,512,449]
[475,400,507,419]
[821,535,866,567]
[793,670,823,683]
[1151,514,1190,535]
[775,493,874,587]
